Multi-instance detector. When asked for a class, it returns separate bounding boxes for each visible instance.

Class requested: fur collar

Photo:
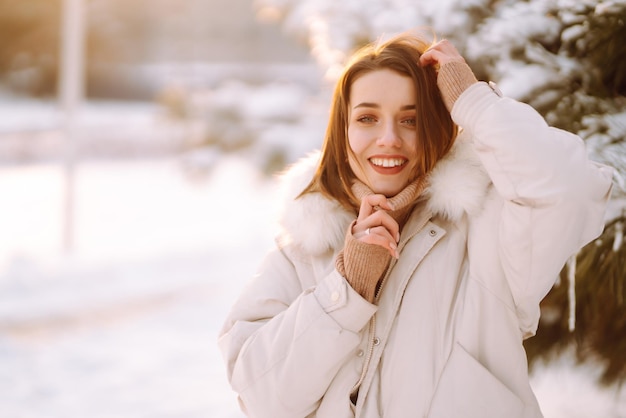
[276,131,491,256]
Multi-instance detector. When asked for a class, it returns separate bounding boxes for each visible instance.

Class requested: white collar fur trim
[276,131,491,256]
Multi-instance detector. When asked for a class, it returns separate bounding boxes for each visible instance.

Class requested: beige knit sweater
[335,60,477,303]
[336,176,429,302]
[437,60,478,112]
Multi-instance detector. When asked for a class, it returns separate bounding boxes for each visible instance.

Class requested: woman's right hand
[352,194,400,259]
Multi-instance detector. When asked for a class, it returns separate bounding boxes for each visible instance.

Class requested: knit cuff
[437,61,478,112]
[335,222,391,303]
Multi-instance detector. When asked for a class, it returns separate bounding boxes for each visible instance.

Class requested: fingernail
[394,250,400,259]
[390,242,397,250]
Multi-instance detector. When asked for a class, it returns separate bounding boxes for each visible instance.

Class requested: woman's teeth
[370,158,406,168]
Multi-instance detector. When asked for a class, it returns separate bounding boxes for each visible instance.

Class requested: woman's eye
[402,118,416,127]
[357,115,376,123]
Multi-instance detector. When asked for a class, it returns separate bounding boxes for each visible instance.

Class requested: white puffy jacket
[218,82,614,418]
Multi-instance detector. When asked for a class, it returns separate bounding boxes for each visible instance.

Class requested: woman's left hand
[419,39,478,112]
[419,39,466,69]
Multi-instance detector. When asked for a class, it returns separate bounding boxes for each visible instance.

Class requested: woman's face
[347,69,419,197]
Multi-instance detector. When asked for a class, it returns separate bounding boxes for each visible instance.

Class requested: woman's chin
[372,185,405,198]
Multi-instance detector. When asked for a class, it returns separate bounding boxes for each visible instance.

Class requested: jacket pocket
[428,342,525,418]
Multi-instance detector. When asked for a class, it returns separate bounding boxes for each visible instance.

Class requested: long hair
[300,31,457,211]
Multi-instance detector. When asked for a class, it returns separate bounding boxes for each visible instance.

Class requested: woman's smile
[368,155,409,174]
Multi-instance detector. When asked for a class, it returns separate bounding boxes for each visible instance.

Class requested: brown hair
[300,31,457,211]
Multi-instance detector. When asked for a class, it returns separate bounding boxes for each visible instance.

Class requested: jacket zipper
[350,215,432,396]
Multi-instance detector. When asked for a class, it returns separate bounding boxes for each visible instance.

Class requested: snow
[0,95,60,133]
[531,354,626,418]
[0,93,285,415]
[0,155,275,417]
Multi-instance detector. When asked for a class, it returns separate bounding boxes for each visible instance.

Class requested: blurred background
[0,0,624,417]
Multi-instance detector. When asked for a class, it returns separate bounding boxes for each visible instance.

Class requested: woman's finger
[370,210,400,242]
[354,205,400,242]
[419,39,464,68]
[357,194,394,221]
[354,225,399,259]
[352,193,400,257]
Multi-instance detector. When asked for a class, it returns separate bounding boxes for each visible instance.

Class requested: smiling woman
[218,30,614,418]
[305,35,456,213]
[347,69,419,197]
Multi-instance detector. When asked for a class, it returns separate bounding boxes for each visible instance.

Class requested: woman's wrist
[437,60,478,112]
[336,228,391,303]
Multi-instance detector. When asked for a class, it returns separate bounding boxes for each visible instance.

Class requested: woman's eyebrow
[352,103,416,110]
[353,102,379,109]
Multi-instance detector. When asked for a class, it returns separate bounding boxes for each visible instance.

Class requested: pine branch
[525,214,626,386]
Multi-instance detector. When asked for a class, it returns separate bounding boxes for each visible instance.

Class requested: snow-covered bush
[466,0,626,188]
[160,78,326,174]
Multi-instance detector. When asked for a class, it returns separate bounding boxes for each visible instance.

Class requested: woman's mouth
[369,157,408,174]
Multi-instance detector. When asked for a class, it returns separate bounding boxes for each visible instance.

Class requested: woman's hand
[419,39,466,69]
[419,39,478,112]
[352,194,400,259]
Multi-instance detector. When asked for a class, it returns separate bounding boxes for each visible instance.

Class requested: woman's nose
[377,121,401,147]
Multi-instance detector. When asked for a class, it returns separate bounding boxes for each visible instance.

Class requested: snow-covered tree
[254,0,626,384]
[464,0,626,186]
[465,1,626,385]
[255,0,625,179]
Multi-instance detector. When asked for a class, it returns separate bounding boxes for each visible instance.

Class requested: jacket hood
[276,131,491,256]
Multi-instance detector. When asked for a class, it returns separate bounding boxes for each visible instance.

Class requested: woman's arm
[453,82,614,337]
[423,39,613,337]
[218,245,377,417]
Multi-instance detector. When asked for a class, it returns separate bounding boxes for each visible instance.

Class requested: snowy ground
[0,101,624,418]
[0,156,275,417]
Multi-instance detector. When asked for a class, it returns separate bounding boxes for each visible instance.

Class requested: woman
[218,32,614,417]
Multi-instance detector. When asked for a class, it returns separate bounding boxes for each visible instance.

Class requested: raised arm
[453,83,613,336]
[422,39,614,336]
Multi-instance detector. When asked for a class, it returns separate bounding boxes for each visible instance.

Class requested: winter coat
[218,82,614,418]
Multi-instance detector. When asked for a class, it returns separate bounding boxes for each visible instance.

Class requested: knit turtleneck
[336,175,429,303]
